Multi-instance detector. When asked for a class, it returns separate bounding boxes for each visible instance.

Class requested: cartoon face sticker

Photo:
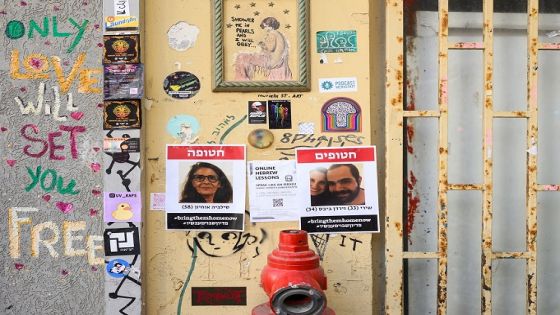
[106,259,130,278]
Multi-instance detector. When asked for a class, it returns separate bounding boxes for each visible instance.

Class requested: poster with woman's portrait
[166,145,246,230]
[296,146,380,233]
[212,0,310,91]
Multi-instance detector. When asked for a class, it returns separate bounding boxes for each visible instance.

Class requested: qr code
[273,198,283,207]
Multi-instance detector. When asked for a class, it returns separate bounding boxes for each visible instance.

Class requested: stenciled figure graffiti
[186,228,267,258]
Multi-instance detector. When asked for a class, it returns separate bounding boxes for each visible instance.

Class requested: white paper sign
[248,160,298,222]
[165,145,246,231]
[114,0,130,16]
[296,146,380,233]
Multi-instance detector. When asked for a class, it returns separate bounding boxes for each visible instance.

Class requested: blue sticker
[106,258,130,278]
[166,115,201,144]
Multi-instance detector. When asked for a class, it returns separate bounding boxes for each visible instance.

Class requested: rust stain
[441,14,448,30]
[407,170,417,190]
[406,124,415,154]
[541,43,560,50]
[403,0,418,36]
[454,42,483,49]
[406,171,420,240]
[405,76,416,110]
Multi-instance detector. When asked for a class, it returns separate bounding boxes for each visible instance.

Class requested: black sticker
[268,100,291,129]
[103,34,140,64]
[103,100,141,130]
[103,227,141,256]
[104,64,144,100]
[248,101,267,124]
[163,71,200,99]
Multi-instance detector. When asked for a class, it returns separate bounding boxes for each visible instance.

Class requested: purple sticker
[103,192,142,223]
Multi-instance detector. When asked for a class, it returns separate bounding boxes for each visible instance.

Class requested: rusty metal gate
[386,0,560,313]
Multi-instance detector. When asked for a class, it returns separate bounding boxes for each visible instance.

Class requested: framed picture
[212,0,310,92]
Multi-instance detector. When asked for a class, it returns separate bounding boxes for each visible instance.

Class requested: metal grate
[384,0,559,313]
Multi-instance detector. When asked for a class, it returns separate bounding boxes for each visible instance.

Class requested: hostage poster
[296,146,380,233]
[165,145,246,230]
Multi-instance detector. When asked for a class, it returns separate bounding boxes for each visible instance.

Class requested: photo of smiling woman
[310,167,332,206]
[179,162,233,203]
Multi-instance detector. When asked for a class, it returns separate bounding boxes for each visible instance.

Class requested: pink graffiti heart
[1,127,7,132]
[90,163,101,172]
[14,263,24,270]
[56,201,74,214]
[91,266,98,272]
[92,147,100,152]
[70,112,84,121]
[92,189,102,196]
[89,208,98,217]
[61,269,69,276]
[42,194,51,202]
[29,58,44,70]
[6,160,16,167]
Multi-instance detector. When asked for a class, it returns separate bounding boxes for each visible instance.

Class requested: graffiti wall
[0,1,105,314]
[143,0,384,314]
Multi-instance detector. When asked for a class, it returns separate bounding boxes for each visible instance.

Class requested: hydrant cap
[278,230,310,252]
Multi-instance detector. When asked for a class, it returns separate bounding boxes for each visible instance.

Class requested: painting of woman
[234,17,292,81]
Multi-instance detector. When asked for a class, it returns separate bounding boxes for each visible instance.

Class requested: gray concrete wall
[0,1,105,314]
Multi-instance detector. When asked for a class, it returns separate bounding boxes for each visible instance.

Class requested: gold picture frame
[212,0,310,92]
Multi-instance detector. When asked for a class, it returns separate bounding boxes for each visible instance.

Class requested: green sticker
[316,30,357,53]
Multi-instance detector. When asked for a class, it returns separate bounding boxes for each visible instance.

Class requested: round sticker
[106,258,130,278]
[248,129,274,149]
[163,71,201,99]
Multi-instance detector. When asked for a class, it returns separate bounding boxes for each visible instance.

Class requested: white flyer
[247,160,298,222]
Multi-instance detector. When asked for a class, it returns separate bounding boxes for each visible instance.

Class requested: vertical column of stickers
[101,1,143,314]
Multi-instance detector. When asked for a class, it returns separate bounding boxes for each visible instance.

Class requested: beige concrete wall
[143,0,383,313]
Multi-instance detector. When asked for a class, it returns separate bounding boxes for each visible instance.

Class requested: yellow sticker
[105,16,139,31]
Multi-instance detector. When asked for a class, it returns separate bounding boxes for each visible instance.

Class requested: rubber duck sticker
[112,202,134,221]
[104,192,142,223]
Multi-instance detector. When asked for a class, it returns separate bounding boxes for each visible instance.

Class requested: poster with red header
[296,146,379,233]
[166,145,246,230]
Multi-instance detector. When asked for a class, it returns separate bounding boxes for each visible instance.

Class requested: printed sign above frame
[212,0,310,92]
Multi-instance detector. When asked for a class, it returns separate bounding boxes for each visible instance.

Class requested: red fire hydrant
[252,230,335,315]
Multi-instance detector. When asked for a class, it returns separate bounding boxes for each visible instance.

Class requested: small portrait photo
[248,101,267,124]
[309,163,365,206]
[178,161,234,204]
